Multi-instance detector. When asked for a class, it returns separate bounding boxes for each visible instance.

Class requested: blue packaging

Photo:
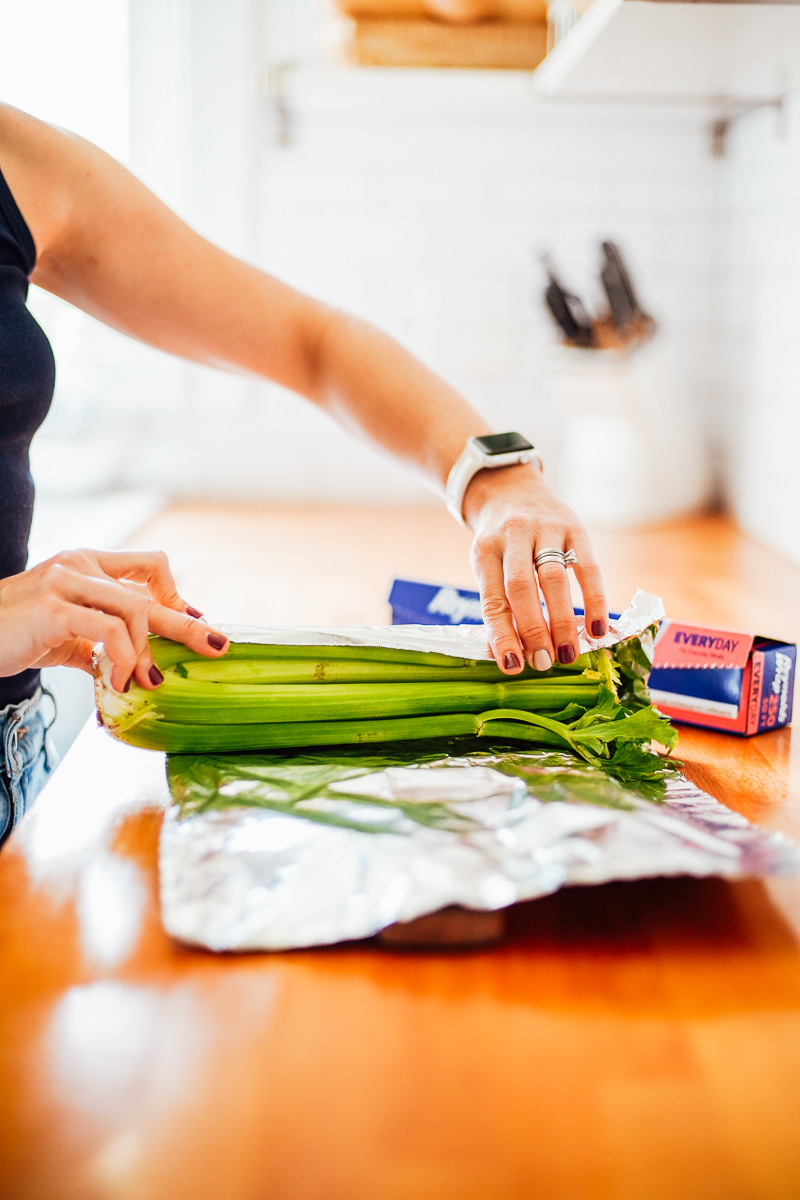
[388,578,483,626]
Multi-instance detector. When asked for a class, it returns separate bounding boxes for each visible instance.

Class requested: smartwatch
[445,432,542,526]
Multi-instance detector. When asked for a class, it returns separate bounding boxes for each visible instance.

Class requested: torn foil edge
[210,587,664,660]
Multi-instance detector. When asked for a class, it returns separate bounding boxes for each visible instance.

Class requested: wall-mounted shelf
[260,0,799,156]
[532,0,800,106]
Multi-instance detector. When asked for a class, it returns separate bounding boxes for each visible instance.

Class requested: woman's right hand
[0,548,229,693]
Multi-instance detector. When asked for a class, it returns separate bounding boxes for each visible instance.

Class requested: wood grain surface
[1,508,799,1200]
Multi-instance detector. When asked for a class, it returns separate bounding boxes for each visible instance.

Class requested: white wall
[249,70,719,507]
[717,31,800,567]
[1,0,136,501]
[0,0,129,158]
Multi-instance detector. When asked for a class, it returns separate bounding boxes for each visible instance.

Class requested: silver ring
[534,547,578,570]
[534,547,565,568]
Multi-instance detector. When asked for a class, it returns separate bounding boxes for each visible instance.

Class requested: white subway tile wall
[251,78,721,517]
[720,59,800,567]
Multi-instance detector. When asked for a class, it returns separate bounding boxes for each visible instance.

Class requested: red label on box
[652,620,753,671]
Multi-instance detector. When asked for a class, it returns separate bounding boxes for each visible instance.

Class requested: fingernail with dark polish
[186,605,203,619]
[123,675,132,693]
[207,633,227,651]
[149,665,164,687]
[503,652,521,671]
[558,644,576,665]
[592,620,605,638]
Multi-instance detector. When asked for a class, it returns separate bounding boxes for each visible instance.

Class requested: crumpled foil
[160,747,800,952]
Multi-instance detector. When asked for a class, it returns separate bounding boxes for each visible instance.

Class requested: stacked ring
[534,547,578,569]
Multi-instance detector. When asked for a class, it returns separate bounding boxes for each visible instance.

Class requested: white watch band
[445,435,541,526]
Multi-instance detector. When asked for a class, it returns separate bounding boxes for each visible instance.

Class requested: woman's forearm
[1,104,487,490]
[305,310,491,492]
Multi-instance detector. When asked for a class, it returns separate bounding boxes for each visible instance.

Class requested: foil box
[649,620,796,736]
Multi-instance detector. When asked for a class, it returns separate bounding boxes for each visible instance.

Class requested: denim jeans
[0,687,59,846]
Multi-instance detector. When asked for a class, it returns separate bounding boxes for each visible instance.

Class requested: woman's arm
[0,103,607,673]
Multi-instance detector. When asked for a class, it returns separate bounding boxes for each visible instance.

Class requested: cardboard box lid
[652,620,754,671]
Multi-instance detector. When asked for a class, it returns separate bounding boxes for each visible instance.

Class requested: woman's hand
[0,548,229,693]
[464,464,608,675]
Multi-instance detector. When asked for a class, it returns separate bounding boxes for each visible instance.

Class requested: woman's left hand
[0,548,228,693]
[463,464,608,676]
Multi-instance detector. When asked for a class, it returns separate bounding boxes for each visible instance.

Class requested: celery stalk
[95,633,678,789]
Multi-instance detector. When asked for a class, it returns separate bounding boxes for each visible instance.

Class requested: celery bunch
[95,634,677,785]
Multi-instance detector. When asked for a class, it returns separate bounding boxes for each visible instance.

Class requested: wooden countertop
[1,508,799,1200]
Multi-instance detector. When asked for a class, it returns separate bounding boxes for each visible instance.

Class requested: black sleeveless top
[0,164,56,706]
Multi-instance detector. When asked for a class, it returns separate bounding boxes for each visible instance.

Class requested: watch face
[473,432,533,456]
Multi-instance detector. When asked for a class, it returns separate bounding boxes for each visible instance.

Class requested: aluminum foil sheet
[160,747,800,952]
[207,586,663,660]
[154,590,799,951]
